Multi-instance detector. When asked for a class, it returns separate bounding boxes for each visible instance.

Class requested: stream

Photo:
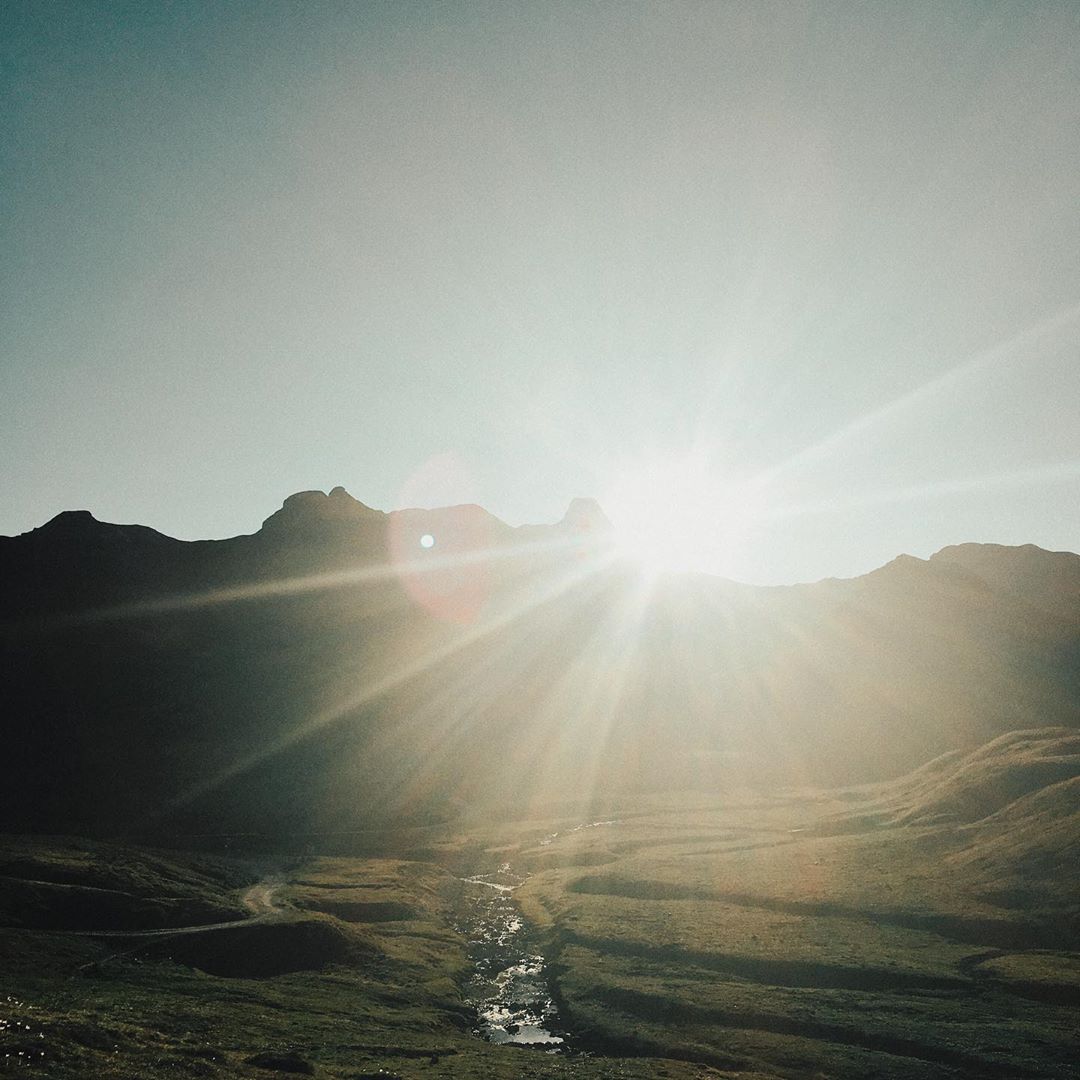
[457,861,564,1050]
[456,821,622,1050]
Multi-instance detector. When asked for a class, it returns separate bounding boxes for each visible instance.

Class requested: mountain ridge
[6,486,1076,590]
[2,488,1078,835]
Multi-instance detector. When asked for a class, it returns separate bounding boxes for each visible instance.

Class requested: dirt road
[45,875,291,939]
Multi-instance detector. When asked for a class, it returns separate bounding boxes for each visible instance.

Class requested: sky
[2,0,1078,585]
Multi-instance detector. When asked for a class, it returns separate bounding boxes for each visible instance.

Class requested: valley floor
[2,752,1079,1079]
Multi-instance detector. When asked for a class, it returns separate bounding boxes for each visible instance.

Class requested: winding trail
[13,875,292,940]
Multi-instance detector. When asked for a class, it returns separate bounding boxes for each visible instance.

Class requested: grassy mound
[820,728,1080,831]
[162,916,362,977]
[296,898,418,922]
[949,775,1080,919]
[0,837,251,931]
[892,729,1080,825]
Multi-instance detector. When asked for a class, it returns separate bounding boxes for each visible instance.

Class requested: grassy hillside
[0,835,710,1079]
[515,730,1080,1078]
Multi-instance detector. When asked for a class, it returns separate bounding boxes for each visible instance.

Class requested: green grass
[0,836,255,931]
[0,836,730,1078]
[511,775,1079,1079]
[2,737,1078,1079]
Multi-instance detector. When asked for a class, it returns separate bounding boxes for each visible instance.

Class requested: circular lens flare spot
[420,533,435,549]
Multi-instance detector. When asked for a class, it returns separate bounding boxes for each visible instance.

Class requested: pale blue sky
[2,1,1078,583]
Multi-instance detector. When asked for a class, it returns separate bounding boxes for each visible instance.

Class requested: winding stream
[457,821,623,1050]
[457,862,564,1049]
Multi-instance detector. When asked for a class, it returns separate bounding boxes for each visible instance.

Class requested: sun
[602,453,761,578]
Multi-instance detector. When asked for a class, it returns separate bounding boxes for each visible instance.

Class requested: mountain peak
[559,497,612,532]
[929,541,1080,616]
[38,509,99,531]
[261,488,383,532]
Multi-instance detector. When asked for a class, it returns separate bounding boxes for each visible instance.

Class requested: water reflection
[457,864,564,1050]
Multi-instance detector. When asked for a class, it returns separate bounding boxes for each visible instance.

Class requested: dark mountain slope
[1,490,1077,834]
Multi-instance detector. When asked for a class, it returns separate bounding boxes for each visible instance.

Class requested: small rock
[243,1050,315,1075]
[57,1021,115,1050]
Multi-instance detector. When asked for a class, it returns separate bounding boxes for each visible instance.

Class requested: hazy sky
[2,1,1078,584]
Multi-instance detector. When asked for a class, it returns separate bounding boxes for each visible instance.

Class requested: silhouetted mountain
[1,490,1078,835]
[261,486,385,533]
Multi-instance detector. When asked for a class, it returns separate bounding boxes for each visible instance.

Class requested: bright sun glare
[604,454,762,578]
